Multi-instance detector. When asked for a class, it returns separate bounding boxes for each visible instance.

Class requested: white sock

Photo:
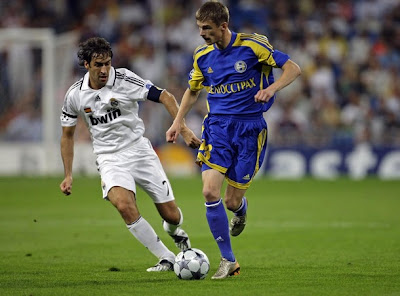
[163,207,183,236]
[127,216,174,262]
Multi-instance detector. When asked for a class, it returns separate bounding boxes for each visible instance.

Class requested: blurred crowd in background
[0,0,399,149]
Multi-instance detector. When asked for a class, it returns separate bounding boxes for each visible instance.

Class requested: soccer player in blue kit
[166,1,301,279]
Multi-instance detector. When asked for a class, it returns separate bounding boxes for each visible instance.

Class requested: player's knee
[163,211,180,225]
[114,199,134,215]
[116,202,129,216]
[202,187,220,202]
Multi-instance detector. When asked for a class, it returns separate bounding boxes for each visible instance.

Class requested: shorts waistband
[208,113,264,121]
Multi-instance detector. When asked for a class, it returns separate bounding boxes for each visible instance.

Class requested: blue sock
[233,197,247,217]
[205,199,235,262]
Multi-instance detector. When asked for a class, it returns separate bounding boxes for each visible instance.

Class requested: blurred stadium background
[0,0,399,179]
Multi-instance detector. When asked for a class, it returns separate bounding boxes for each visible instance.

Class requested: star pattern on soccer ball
[175,249,210,280]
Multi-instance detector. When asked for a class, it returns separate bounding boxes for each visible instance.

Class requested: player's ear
[84,61,89,70]
[220,22,228,30]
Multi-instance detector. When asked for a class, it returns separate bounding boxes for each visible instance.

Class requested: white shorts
[96,137,175,204]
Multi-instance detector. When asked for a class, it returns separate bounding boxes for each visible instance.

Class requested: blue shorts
[196,113,268,189]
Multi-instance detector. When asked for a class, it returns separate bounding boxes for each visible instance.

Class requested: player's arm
[254,59,301,103]
[60,125,76,195]
[158,89,201,149]
[166,88,200,144]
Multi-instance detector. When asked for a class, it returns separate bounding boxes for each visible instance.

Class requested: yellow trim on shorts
[226,128,268,190]
[196,153,227,174]
[197,127,267,190]
[226,178,251,189]
[252,128,267,178]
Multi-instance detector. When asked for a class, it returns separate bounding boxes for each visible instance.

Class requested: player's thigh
[107,186,140,223]
[108,186,136,209]
[201,168,225,202]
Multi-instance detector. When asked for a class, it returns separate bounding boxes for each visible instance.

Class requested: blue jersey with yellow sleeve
[188,32,289,115]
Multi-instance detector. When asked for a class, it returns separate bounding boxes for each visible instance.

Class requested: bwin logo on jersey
[235,61,247,73]
[89,109,121,125]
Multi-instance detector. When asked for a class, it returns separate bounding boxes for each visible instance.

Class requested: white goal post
[0,28,55,146]
[0,28,97,176]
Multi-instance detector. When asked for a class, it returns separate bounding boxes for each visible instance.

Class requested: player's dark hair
[196,1,229,26]
[77,37,113,66]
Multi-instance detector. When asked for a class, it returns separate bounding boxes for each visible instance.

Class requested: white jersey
[61,67,157,154]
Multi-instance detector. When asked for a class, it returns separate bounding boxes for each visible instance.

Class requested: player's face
[197,20,226,48]
[85,54,112,90]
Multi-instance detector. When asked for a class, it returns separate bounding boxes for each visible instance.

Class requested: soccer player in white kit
[59,37,201,272]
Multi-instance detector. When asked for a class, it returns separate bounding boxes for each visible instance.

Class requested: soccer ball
[174,248,210,280]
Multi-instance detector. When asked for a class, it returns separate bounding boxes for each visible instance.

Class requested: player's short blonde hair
[195,1,229,26]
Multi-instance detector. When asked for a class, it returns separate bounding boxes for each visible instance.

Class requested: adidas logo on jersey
[243,174,250,180]
[89,109,121,125]
[207,67,213,73]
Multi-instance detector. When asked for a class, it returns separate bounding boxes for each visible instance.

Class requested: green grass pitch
[0,176,399,295]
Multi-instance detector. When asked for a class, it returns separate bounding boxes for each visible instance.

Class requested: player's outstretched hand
[181,126,201,149]
[60,176,73,196]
